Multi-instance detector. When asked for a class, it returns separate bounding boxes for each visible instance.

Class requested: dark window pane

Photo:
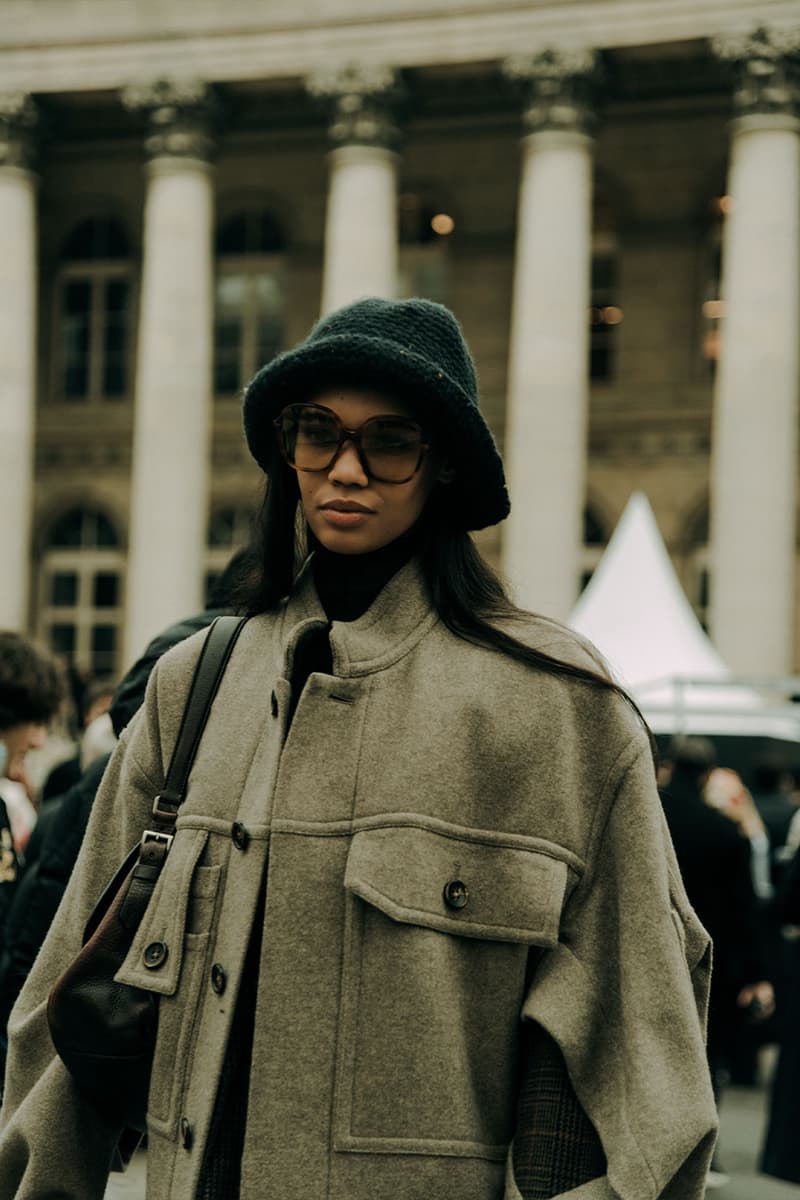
[103,363,126,396]
[51,623,76,656]
[48,510,84,548]
[93,572,119,607]
[216,211,285,256]
[91,625,116,654]
[214,359,240,394]
[589,343,612,381]
[95,513,119,548]
[105,279,129,313]
[62,217,130,261]
[63,364,89,398]
[51,571,78,606]
[64,280,91,314]
[91,625,117,674]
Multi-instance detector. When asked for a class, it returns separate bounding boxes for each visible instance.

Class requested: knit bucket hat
[242,296,510,531]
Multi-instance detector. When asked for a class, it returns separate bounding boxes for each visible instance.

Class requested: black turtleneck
[310,522,423,623]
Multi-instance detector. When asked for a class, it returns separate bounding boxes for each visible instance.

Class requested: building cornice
[0,0,797,93]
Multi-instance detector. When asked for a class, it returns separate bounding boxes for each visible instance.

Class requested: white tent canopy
[568,492,800,740]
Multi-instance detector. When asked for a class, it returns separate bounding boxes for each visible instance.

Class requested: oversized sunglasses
[274,403,430,484]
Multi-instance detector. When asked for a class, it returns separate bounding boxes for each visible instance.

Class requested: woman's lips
[319,501,374,529]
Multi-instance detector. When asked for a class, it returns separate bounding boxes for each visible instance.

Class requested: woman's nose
[327,439,369,486]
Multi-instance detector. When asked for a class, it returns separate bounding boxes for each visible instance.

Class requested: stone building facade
[0,0,798,680]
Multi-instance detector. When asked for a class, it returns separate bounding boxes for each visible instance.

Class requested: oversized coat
[0,559,717,1199]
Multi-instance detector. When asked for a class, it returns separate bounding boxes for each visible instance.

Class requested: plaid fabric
[513,1020,607,1199]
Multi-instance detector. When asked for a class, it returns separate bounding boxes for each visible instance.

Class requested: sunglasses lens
[361,419,423,482]
[279,406,340,470]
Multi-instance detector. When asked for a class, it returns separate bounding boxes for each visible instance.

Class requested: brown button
[143,941,168,969]
[211,963,227,995]
[231,821,249,851]
[443,879,469,910]
[180,1116,193,1150]
[270,690,278,717]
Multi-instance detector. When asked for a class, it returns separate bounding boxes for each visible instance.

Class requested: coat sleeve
[507,734,718,1200]
[0,663,176,1200]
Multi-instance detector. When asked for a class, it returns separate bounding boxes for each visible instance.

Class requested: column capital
[0,93,38,170]
[121,78,216,160]
[306,63,401,149]
[503,47,599,136]
[713,25,800,119]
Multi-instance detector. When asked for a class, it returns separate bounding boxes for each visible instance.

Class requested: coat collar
[279,555,439,678]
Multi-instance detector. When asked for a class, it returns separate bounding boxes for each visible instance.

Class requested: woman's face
[291,387,443,556]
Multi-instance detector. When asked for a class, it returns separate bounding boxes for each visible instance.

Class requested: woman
[0,298,716,1199]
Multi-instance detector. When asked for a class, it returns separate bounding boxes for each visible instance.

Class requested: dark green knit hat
[242,296,510,531]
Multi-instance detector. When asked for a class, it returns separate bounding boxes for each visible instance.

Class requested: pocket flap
[344,825,567,945]
[114,828,209,996]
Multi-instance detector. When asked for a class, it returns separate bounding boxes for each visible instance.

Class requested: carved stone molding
[503,47,598,135]
[0,93,38,170]
[307,63,401,149]
[713,25,800,119]
[121,78,215,159]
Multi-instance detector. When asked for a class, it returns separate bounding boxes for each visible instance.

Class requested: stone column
[308,65,400,314]
[501,50,597,619]
[709,28,800,676]
[122,80,215,666]
[0,95,37,630]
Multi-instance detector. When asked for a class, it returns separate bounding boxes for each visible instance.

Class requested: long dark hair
[236,460,657,761]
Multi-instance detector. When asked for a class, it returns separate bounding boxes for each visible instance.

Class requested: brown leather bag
[47,615,246,1132]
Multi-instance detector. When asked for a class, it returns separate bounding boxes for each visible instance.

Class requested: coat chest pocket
[114,827,222,1135]
[333,824,569,1161]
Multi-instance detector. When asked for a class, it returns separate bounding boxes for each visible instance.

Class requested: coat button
[270,690,278,717]
[143,941,168,969]
[180,1117,193,1150]
[231,821,249,851]
[443,879,469,910]
[211,963,227,995]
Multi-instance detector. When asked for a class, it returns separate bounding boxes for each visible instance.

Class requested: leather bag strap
[149,614,248,832]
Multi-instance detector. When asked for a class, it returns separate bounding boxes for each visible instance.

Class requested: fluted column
[308,65,400,314]
[122,80,215,665]
[0,95,37,630]
[709,28,800,676]
[501,50,597,618]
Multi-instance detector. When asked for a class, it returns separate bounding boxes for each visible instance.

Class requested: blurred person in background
[0,633,63,942]
[760,842,800,1184]
[660,735,774,1188]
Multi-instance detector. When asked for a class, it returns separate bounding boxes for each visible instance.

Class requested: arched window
[214,209,286,396]
[205,505,253,605]
[53,216,134,403]
[37,506,125,678]
[579,505,608,592]
[397,187,454,304]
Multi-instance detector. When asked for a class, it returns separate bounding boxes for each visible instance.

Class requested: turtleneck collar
[310,523,424,623]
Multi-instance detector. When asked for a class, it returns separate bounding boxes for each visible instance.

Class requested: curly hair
[0,632,64,732]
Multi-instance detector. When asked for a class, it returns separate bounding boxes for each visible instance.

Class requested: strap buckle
[151,792,180,824]
[141,829,174,853]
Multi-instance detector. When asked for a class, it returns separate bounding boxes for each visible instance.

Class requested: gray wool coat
[0,559,717,1200]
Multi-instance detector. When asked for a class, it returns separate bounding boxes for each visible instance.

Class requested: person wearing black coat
[660,738,773,1102]
[760,845,800,1184]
